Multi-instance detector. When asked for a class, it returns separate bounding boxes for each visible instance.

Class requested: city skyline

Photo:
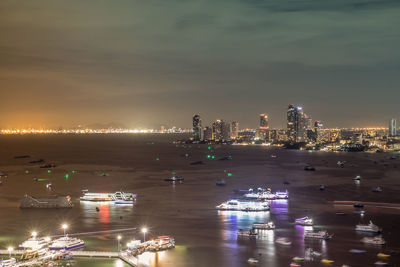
[1,0,400,129]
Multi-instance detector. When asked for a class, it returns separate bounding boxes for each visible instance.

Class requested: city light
[141,227,148,242]
[62,223,68,236]
[31,231,37,238]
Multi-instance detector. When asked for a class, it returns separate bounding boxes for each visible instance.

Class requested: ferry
[216,199,270,211]
[19,237,51,250]
[295,216,313,226]
[244,188,276,200]
[361,236,385,245]
[304,230,332,240]
[80,191,136,204]
[253,221,275,230]
[49,236,85,250]
[237,229,258,237]
[356,221,381,233]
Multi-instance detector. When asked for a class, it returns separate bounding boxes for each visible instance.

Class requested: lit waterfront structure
[192,114,202,141]
[389,118,397,137]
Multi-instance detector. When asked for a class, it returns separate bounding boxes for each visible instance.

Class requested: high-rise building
[389,118,397,137]
[256,114,269,140]
[287,105,309,142]
[192,114,202,141]
[212,120,230,141]
[230,121,239,139]
[314,120,323,143]
[287,105,297,142]
[203,126,212,140]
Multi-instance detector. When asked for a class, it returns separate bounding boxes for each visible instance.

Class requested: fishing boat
[253,221,275,230]
[237,229,258,237]
[361,236,385,245]
[304,230,332,240]
[276,237,291,245]
[295,216,313,226]
[355,221,381,233]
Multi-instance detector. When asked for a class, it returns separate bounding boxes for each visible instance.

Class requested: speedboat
[295,216,313,226]
[237,229,257,237]
[356,221,381,233]
[247,258,259,264]
[354,175,361,180]
[19,237,51,250]
[304,230,332,240]
[253,221,275,230]
[276,237,292,245]
[49,236,85,250]
[361,236,385,245]
[164,176,184,182]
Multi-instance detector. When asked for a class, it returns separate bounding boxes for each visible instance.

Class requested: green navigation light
[156,157,160,161]
[207,155,211,159]
[47,170,51,174]
[227,173,233,177]
[207,146,211,150]
[65,174,69,179]
[25,170,29,174]
[211,155,215,159]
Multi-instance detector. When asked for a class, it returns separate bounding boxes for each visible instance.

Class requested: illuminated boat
[237,229,258,237]
[275,191,289,199]
[19,237,51,250]
[253,221,275,230]
[244,188,276,200]
[276,237,292,245]
[304,230,332,240]
[356,221,381,233]
[216,199,270,211]
[0,258,16,266]
[80,191,136,203]
[49,236,85,250]
[361,236,385,245]
[295,216,313,226]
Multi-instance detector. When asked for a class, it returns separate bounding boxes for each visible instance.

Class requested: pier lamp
[45,237,51,242]
[62,224,68,236]
[8,247,13,258]
[32,231,37,239]
[117,235,122,251]
[141,227,147,242]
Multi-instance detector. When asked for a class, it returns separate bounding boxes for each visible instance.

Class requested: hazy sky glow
[1,0,399,129]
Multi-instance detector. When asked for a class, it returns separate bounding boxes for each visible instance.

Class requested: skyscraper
[212,120,230,141]
[389,118,397,137]
[230,121,239,139]
[287,105,311,142]
[192,114,202,141]
[287,105,297,142]
[259,114,269,130]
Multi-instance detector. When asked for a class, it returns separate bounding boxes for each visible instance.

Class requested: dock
[0,250,138,266]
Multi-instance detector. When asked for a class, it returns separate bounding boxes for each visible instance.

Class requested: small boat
[356,221,381,233]
[336,212,347,216]
[353,203,364,208]
[283,181,290,185]
[353,175,361,180]
[253,221,275,230]
[247,258,259,264]
[304,166,316,171]
[349,249,366,254]
[49,236,85,250]
[14,155,30,159]
[295,216,313,226]
[377,253,390,258]
[292,257,304,262]
[164,176,184,182]
[276,237,291,246]
[271,155,277,158]
[361,236,385,245]
[290,263,301,267]
[372,187,383,192]
[304,230,333,240]
[321,259,334,264]
[375,261,388,266]
[216,180,226,186]
[319,185,325,191]
[354,210,365,215]
[46,183,53,189]
[40,163,56,168]
[237,229,258,237]
[29,159,45,164]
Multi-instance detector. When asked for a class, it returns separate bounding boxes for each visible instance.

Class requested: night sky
[1,0,399,129]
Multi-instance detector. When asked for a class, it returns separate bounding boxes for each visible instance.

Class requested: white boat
[19,237,51,250]
[253,221,275,230]
[295,216,313,226]
[80,191,136,203]
[49,236,85,250]
[0,258,16,267]
[237,229,258,237]
[356,221,381,233]
[244,188,276,200]
[361,236,385,245]
[216,199,270,211]
[275,237,292,245]
[275,191,289,199]
[304,230,332,240]
[248,258,259,264]
[354,175,361,180]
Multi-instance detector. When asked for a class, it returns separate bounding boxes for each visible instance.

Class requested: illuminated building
[212,120,231,141]
[389,118,397,137]
[203,126,212,141]
[192,114,202,141]
[287,105,310,142]
[256,114,269,140]
[230,121,239,139]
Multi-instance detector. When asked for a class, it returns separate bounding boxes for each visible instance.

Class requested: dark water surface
[0,134,400,266]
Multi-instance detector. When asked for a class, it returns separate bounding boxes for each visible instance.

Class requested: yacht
[361,236,385,245]
[80,191,136,203]
[253,221,275,230]
[216,199,270,211]
[295,216,313,226]
[19,237,51,250]
[237,229,258,237]
[304,230,332,240]
[275,191,289,199]
[49,236,85,250]
[356,221,381,233]
[244,188,276,200]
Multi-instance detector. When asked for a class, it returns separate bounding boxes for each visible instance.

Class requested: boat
[304,230,332,240]
[355,221,381,233]
[372,187,383,192]
[353,175,361,180]
[320,185,325,191]
[354,210,365,215]
[349,249,366,253]
[336,212,347,216]
[164,176,184,182]
[253,221,275,230]
[244,188,276,200]
[80,191,136,203]
[375,261,388,266]
[275,191,289,199]
[304,165,316,171]
[19,237,51,250]
[353,203,364,208]
[377,253,390,258]
[40,163,56,168]
[216,180,226,186]
[49,236,85,250]
[237,229,258,237]
[289,262,300,267]
[247,258,259,264]
[216,199,270,211]
[361,236,385,245]
[305,248,322,257]
[275,237,291,245]
[0,258,16,267]
[295,216,313,226]
[292,257,304,262]
[321,259,334,264]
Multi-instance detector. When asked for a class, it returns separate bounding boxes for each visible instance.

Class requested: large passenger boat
[49,236,85,250]
[216,199,270,211]
[80,191,136,204]
[356,221,381,233]
[19,236,51,250]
